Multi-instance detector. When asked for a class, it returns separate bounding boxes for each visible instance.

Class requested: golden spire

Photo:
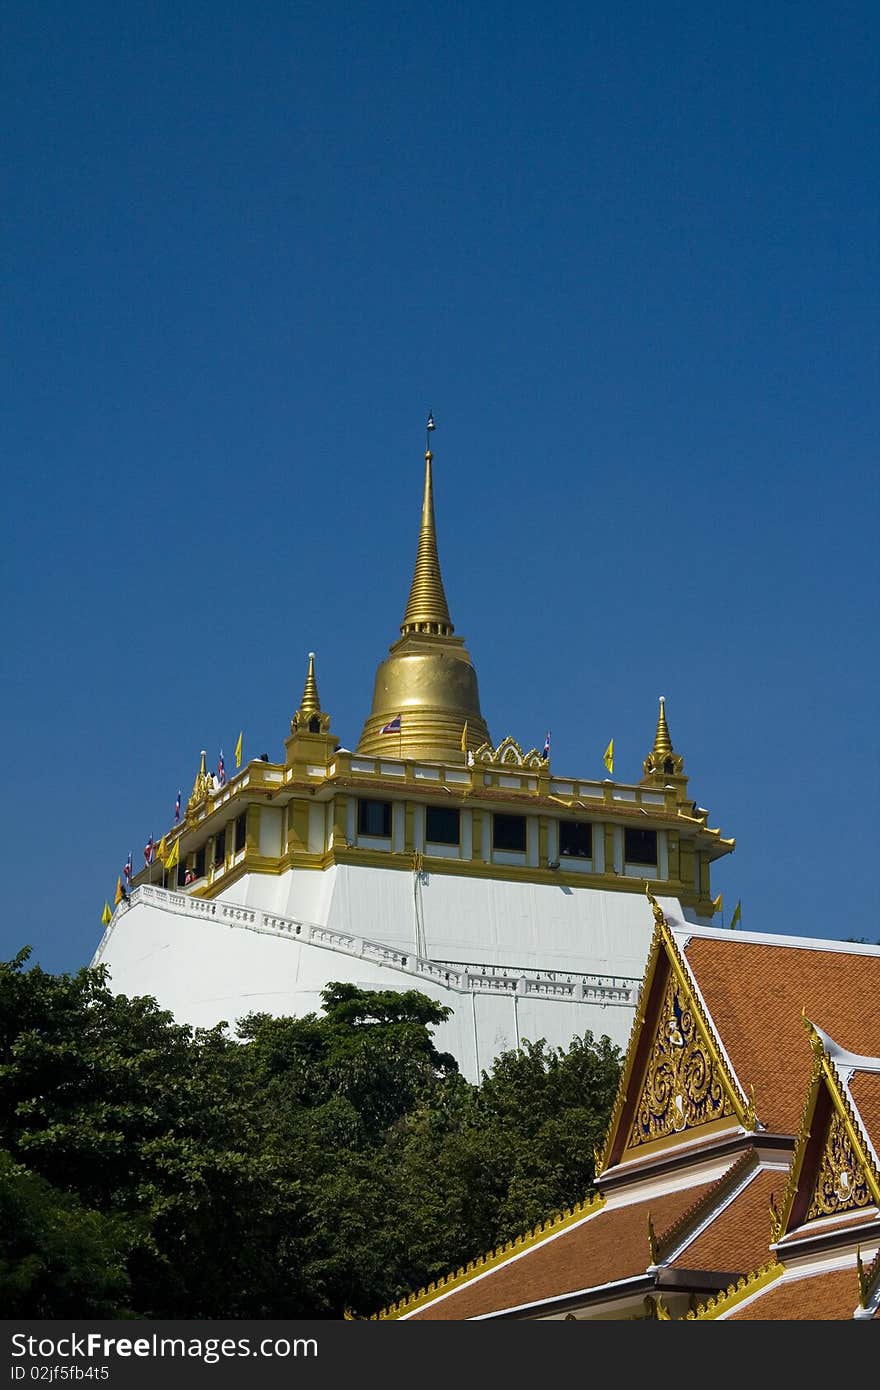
[356,416,491,762]
[299,651,321,719]
[400,427,453,637]
[652,696,674,758]
[641,696,685,782]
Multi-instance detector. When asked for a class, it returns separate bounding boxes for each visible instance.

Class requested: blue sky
[2,1,877,975]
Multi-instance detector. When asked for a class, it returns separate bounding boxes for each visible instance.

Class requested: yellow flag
[603,738,614,774]
[235,730,243,768]
[101,901,112,926]
[711,892,723,915]
[730,899,742,930]
[114,876,124,906]
[155,835,168,864]
[460,721,468,753]
[166,837,180,871]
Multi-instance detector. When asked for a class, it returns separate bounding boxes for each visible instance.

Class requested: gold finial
[653,696,673,757]
[299,651,321,719]
[400,418,454,637]
[187,749,212,812]
[642,696,684,780]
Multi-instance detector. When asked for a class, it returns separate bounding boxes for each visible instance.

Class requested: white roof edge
[667,921,880,956]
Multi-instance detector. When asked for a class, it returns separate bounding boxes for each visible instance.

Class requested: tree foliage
[0,947,622,1318]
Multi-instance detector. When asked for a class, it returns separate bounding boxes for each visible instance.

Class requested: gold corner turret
[285,651,339,768]
[357,428,491,762]
[641,696,685,785]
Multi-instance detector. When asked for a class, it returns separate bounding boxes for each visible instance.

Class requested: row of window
[173,813,248,886]
[357,798,659,865]
[178,805,660,891]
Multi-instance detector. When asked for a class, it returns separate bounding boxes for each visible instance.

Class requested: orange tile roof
[725,1266,861,1320]
[681,938,880,1133]
[849,1071,880,1153]
[407,1182,717,1320]
[670,1168,777,1273]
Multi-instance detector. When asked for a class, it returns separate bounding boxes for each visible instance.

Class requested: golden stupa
[357,428,492,761]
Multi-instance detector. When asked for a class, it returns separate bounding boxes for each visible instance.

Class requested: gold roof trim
[771,1018,880,1243]
[400,449,453,637]
[597,891,754,1174]
[370,1190,605,1320]
[682,1259,784,1320]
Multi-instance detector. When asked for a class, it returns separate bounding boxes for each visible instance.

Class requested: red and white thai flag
[218,750,226,785]
[144,835,154,866]
[380,714,402,734]
[174,789,181,823]
[123,851,133,883]
[542,730,551,759]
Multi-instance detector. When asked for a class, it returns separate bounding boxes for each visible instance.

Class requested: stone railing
[94,884,639,1008]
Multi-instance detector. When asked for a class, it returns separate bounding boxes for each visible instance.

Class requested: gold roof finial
[299,651,321,719]
[653,696,674,757]
[400,413,454,637]
[642,696,684,781]
[186,749,212,812]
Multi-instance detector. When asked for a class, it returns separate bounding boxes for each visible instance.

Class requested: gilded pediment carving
[474,736,543,768]
[626,972,736,1150]
[807,1111,871,1220]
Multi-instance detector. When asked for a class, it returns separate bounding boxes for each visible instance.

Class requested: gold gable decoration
[598,893,754,1175]
[808,1112,871,1219]
[625,970,737,1151]
[772,1018,880,1241]
[474,736,544,768]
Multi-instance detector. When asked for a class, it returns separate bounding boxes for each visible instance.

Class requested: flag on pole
[166,837,179,872]
[460,721,468,753]
[174,789,181,823]
[426,411,435,432]
[144,835,154,866]
[730,899,742,930]
[123,851,133,884]
[711,893,723,915]
[155,835,168,865]
[114,876,125,906]
[218,750,226,785]
[101,901,112,926]
[603,739,614,774]
[235,731,243,768]
[542,730,551,760]
[381,714,402,734]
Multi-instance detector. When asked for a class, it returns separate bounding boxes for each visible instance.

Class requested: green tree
[0,1150,131,1316]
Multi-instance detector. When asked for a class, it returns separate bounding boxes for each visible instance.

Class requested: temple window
[235,813,247,853]
[358,798,392,838]
[194,846,206,879]
[559,820,592,858]
[493,813,526,852]
[426,806,460,845]
[624,827,657,866]
[214,831,226,867]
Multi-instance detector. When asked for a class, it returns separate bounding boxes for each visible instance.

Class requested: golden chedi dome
[357,425,491,762]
